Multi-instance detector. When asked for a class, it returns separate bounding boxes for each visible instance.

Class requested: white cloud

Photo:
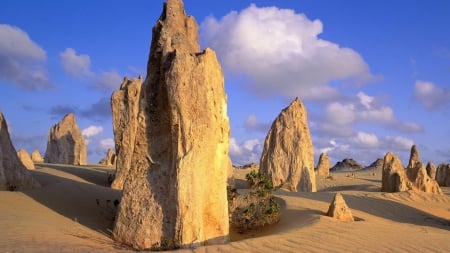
[201,4,373,100]
[0,24,53,90]
[414,80,450,110]
[351,131,379,148]
[93,70,122,91]
[229,137,263,165]
[99,138,115,150]
[60,48,93,77]
[59,48,122,91]
[384,136,414,150]
[82,125,103,138]
[324,102,355,126]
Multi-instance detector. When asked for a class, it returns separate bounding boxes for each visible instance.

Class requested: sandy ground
[1,164,449,252]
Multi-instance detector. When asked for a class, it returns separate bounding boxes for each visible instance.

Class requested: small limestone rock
[259,97,316,192]
[17,149,35,170]
[435,163,450,186]
[425,162,436,179]
[110,77,143,190]
[316,153,330,177]
[326,193,354,222]
[0,112,39,190]
[381,152,410,192]
[99,148,116,167]
[31,150,44,163]
[44,113,87,165]
[413,162,442,194]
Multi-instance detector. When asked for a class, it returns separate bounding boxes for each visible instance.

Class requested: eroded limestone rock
[259,97,316,192]
[44,113,87,165]
[326,193,354,222]
[31,150,44,163]
[0,112,39,190]
[17,149,35,170]
[113,0,230,250]
[436,163,450,186]
[316,153,330,177]
[99,148,116,167]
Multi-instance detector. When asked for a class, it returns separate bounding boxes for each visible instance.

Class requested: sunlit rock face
[112,0,230,250]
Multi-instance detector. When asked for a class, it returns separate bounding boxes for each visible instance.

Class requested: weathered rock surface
[259,97,316,192]
[326,193,354,222]
[407,144,421,169]
[381,151,442,194]
[363,158,383,171]
[44,113,87,165]
[17,149,35,170]
[436,163,450,186]
[381,152,410,192]
[330,158,362,172]
[99,148,116,166]
[110,76,143,190]
[0,112,39,190]
[316,153,330,177]
[31,150,44,163]
[426,162,436,179]
[113,0,230,250]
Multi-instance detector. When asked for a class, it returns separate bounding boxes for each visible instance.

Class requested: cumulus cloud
[99,138,115,150]
[48,97,111,121]
[414,80,450,110]
[0,24,53,90]
[82,125,103,138]
[321,92,422,134]
[59,48,93,77]
[59,47,122,91]
[229,137,263,165]
[351,131,379,148]
[201,4,374,100]
[244,114,270,133]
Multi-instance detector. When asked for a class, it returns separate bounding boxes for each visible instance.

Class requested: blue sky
[1,0,449,166]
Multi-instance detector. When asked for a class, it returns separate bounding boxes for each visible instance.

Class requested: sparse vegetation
[228,170,281,233]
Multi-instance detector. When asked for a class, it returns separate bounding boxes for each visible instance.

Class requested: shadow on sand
[26,168,121,236]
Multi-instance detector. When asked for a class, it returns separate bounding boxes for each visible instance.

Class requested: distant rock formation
[330,158,362,172]
[407,144,420,169]
[113,0,230,250]
[435,163,450,186]
[31,150,44,163]
[426,162,436,179]
[0,112,39,190]
[44,113,87,165]
[259,97,316,192]
[363,158,383,171]
[381,149,442,194]
[99,148,116,166]
[326,193,354,222]
[316,153,330,177]
[17,149,35,170]
[110,76,142,190]
[233,163,259,170]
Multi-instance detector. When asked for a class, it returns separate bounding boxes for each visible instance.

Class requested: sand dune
[1,165,449,252]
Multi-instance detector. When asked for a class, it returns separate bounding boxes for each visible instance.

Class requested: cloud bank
[201,4,374,100]
[0,24,53,90]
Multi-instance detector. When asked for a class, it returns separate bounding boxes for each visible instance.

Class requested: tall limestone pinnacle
[44,113,87,165]
[0,112,40,190]
[112,0,231,250]
[259,97,316,192]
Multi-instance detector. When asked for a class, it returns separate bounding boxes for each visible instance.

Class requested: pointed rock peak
[407,144,421,169]
[326,193,354,222]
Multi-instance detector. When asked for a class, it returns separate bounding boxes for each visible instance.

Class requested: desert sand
[1,164,449,252]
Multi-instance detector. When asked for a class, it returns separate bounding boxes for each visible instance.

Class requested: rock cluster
[31,150,44,163]
[330,158,362,172]
[0,112,39,190]
[17,149,35,170]
[110,76,143,190]
[316,153,330,177]
[259,98,316,192]
[99,148,116,167]
[435,163,450,186]
[44,113,87,165]
[326,193,354,222]
[381,146,442,194]
[113,0,230,250]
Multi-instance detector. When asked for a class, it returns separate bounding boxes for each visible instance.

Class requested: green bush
[228,171,281,233]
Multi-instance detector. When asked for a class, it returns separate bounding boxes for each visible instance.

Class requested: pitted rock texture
[259,97,316,192]
[326,193,354,222]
